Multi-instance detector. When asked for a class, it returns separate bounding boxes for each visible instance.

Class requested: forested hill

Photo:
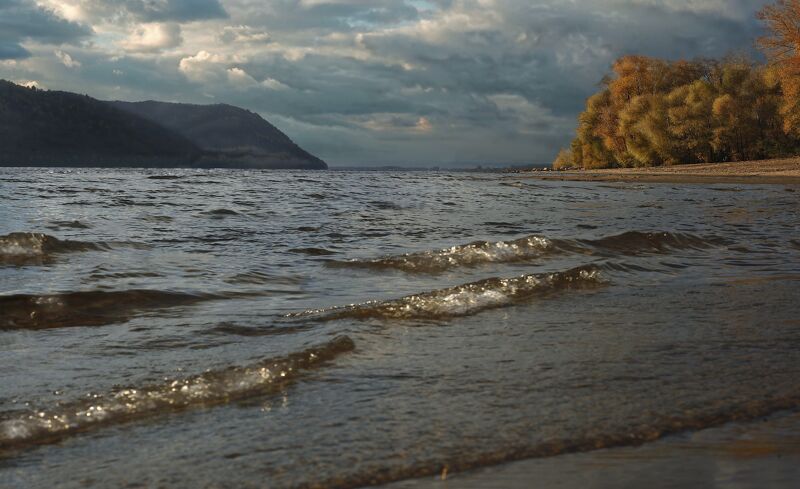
[110,101,327,170]
[0,81,327,169]
[0,80,200,167]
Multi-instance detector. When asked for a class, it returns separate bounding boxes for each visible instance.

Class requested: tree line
[554,0,800,169]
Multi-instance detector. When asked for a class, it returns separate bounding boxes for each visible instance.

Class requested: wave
[328,231,723,274]
[299,396,800,489]
[0,232,106,265]
[200,208,239,217]
[327,235,555,273]
[0,336,355,452]
[582,231,724,255]
[289,265,603,321]
[46,220,91,230]
[290,247,339,256]
[0,290,226,331]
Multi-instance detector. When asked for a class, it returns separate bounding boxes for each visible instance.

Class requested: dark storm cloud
[0,0,90,59]
[226,0,420,31]
[125,0,228,22]
[0,43,30,60]
[359,1,765,119]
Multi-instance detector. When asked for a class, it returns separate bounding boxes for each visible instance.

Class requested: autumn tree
[552,148,574,170]
[666,80,716,163]
[573,90,618,169]
[553,52,800,170]
[758,0,800,134]
[618,94,674,166]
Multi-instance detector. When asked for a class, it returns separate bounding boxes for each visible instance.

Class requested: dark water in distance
[0,168,799,488]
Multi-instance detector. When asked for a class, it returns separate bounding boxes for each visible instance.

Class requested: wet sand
[526,158,800,184]
[383,411,800,489]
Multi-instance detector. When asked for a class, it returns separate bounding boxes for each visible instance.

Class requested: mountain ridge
[0,80,326,170]
[110,100,326,170]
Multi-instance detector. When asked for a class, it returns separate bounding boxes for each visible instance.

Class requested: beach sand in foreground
[382,411,800,489]
[525,158,800,185]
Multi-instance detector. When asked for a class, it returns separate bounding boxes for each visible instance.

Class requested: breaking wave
[0,290,227,331]
[328,231,723,273]
[0,232,107,265]
[289,265,603,321]
[0,336,355,451]
[328,235,554,273]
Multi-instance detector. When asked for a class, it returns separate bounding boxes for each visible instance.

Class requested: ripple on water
[0,290,234,330]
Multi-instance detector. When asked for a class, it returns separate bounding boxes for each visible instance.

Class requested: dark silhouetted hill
[0,80,327,169]
[111,101,327,169]
[0,80,200,167]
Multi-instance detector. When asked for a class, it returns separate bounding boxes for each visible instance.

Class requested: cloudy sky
[0,0,771,166]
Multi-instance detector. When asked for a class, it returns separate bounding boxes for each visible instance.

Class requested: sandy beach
[527,158,800,184]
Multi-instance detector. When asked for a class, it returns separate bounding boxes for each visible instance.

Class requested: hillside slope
[0,81,327,169]
[111,101,327,170]
[0,80,201,167]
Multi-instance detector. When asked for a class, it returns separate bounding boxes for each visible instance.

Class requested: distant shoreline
[525,158,800,185]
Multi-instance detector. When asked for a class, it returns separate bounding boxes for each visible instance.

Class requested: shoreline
[522,157,800,185]
[382,410,800,489]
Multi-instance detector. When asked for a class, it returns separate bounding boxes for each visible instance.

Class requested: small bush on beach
[552,149,574,170]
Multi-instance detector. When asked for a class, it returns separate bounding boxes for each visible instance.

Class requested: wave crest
[328,236,554,273]
[290,265,603,321]
[0,336,355,451]
[329,231,722,274]
[0,232,106,265]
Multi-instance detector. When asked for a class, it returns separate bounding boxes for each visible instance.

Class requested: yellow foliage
[552,149,574,170]
[562,52,799,169]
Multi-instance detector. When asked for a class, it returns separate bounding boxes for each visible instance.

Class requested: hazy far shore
[528,158,800,184]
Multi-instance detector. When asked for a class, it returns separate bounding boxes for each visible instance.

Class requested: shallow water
[0,168,799,488]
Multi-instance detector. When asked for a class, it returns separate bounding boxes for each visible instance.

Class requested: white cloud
[14,79,44,89]
[226,66,258,87]
[261,77,289,91]
[54,49,80,68]
[36,0,89,22]
[120,23,182,52]
[355,113,434,133]
[227,67,289,90]
[219,25,271,44]
[178,50,228,82]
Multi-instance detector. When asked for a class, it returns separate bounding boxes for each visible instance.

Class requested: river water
[0,168,798,488]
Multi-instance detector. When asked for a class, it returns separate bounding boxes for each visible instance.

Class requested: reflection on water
[0,168,799,488]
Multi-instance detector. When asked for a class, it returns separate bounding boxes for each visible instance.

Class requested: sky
[0,0,773,167]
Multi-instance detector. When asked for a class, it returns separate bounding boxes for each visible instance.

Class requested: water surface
[1,169,799,488]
